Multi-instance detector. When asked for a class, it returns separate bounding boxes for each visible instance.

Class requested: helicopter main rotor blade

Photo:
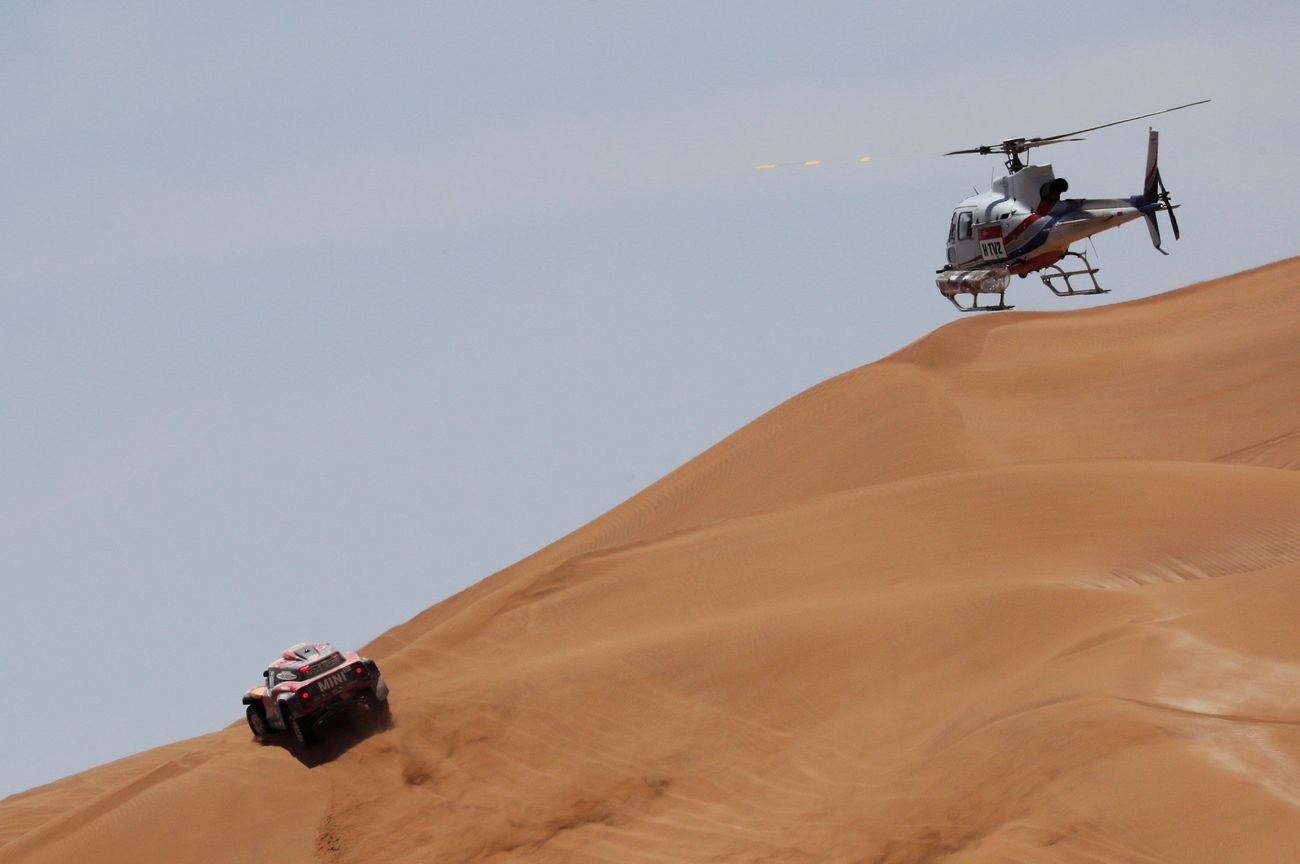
[1030,99,1211,147]
[1020,137,1086,151]
[943,100,1209,158]
[944,138,1085,157]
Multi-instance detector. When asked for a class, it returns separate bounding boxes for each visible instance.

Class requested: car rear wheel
[366,687,390,718]
[286,712,314,748]
[246,705,270,738]
[369,676,389,704]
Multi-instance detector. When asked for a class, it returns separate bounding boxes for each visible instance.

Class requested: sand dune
[3,257,1299,863]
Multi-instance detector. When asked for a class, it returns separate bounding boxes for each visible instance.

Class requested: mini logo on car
[319,671,346,691]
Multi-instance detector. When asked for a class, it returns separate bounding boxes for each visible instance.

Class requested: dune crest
[4,258,1299,864]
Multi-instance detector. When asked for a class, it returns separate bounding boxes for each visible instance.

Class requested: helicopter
[758,99,1210,312]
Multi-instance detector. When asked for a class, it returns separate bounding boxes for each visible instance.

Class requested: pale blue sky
[3,1,1296,798]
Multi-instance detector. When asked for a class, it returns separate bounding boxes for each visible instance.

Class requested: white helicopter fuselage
[944,164,1150,276]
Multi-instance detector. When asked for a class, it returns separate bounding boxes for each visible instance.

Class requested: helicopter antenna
[944,99,1210,172]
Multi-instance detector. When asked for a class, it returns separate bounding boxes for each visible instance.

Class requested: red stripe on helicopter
[1003,214,1039,246]
[978,225,1001,241]
[1010,250,1065,277]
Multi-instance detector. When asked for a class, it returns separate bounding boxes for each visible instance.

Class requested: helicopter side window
[956,212,973,242]
[947,214,958,244]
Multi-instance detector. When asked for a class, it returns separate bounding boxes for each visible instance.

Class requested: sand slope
[4,258,1300,863]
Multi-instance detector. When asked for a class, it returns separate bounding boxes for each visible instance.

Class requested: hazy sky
[3,1,1297,798]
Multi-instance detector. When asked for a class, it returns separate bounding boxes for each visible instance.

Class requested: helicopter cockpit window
[956,212,973,242]
[947,214,957,244]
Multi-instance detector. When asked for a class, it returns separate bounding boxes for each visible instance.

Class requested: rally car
[242,642,389,747]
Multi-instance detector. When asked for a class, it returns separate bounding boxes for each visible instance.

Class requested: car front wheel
[246,705,270,738]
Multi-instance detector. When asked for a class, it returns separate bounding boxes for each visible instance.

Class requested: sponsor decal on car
[317,671,348,693]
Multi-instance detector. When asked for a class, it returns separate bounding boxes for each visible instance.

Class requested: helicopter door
[948,209,977,266]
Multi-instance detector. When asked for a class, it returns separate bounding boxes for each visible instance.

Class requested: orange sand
[4,258,1299,863]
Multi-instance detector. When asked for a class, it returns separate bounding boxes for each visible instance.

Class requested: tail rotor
[1159,173,1181,241]
[1143,128,1181,254]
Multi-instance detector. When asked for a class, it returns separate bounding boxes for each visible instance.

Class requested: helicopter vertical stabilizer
[1144,129,1165,253]
[1142,128,1181,254]
[1144,128,1161,200]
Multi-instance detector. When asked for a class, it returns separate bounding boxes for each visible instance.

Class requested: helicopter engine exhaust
[1039,177,1069,207]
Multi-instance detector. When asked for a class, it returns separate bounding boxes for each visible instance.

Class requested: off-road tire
[286,711,315,748]
[246,705,270,738]
[366,686,391,718]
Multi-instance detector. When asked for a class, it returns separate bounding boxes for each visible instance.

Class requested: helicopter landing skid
[946,294,1013,313]
[936,267,1013,313]
[1040,251,1108,297]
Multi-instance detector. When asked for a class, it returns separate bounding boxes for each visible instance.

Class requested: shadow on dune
[256,704,395,768]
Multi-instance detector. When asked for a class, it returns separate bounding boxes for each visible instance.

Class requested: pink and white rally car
[242,642,389,747]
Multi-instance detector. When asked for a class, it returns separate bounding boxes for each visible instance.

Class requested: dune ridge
[3,257,1299,863]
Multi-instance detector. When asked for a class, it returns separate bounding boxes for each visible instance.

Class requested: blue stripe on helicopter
[1005,214,1061,259]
